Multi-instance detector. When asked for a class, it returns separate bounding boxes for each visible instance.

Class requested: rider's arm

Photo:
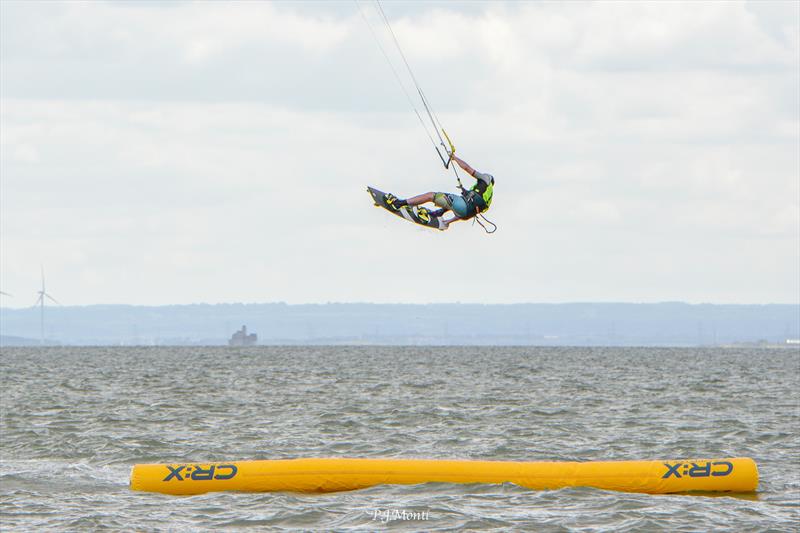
[442,215,461,229]
[451,155,476,177]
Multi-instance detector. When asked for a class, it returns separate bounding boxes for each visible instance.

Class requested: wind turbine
[34,267,59,345]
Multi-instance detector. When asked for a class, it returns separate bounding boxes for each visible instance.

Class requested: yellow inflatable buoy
[130,457,758,496]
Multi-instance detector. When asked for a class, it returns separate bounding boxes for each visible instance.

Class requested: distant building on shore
[229,325,257,346]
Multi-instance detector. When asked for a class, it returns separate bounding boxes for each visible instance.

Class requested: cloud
[0,1,797,305]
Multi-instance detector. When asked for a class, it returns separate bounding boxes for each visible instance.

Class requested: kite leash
[473,213,498,234]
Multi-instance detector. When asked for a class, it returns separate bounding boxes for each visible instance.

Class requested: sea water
[1,346,798,531]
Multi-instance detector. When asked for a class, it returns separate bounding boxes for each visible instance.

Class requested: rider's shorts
[434,192,470,218]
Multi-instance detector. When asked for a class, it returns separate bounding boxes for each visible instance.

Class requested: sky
[1,0,798,306]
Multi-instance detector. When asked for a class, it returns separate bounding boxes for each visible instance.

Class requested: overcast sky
[1,0,798,306]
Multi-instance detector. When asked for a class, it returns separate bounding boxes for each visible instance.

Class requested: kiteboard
[367,186,447,231]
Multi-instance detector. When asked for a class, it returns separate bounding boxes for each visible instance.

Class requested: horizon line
[1,300,799,310]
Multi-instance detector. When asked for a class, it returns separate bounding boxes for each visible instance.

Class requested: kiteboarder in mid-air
[358,2,496,232]
[382,155,494,229]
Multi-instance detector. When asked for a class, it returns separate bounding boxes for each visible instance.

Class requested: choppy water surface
[1,346,798,531]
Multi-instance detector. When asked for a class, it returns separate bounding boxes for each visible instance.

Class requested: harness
[459,180,496,233]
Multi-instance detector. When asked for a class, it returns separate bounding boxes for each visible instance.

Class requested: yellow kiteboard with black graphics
[368,186,447,231]
[131,457,758,496]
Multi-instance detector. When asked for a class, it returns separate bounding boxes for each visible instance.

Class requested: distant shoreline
[1,301,797,348]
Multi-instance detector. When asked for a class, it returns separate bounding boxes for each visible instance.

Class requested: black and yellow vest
[464,180,493,215]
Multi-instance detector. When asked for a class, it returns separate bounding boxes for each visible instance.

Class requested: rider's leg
[405,192,435,206]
